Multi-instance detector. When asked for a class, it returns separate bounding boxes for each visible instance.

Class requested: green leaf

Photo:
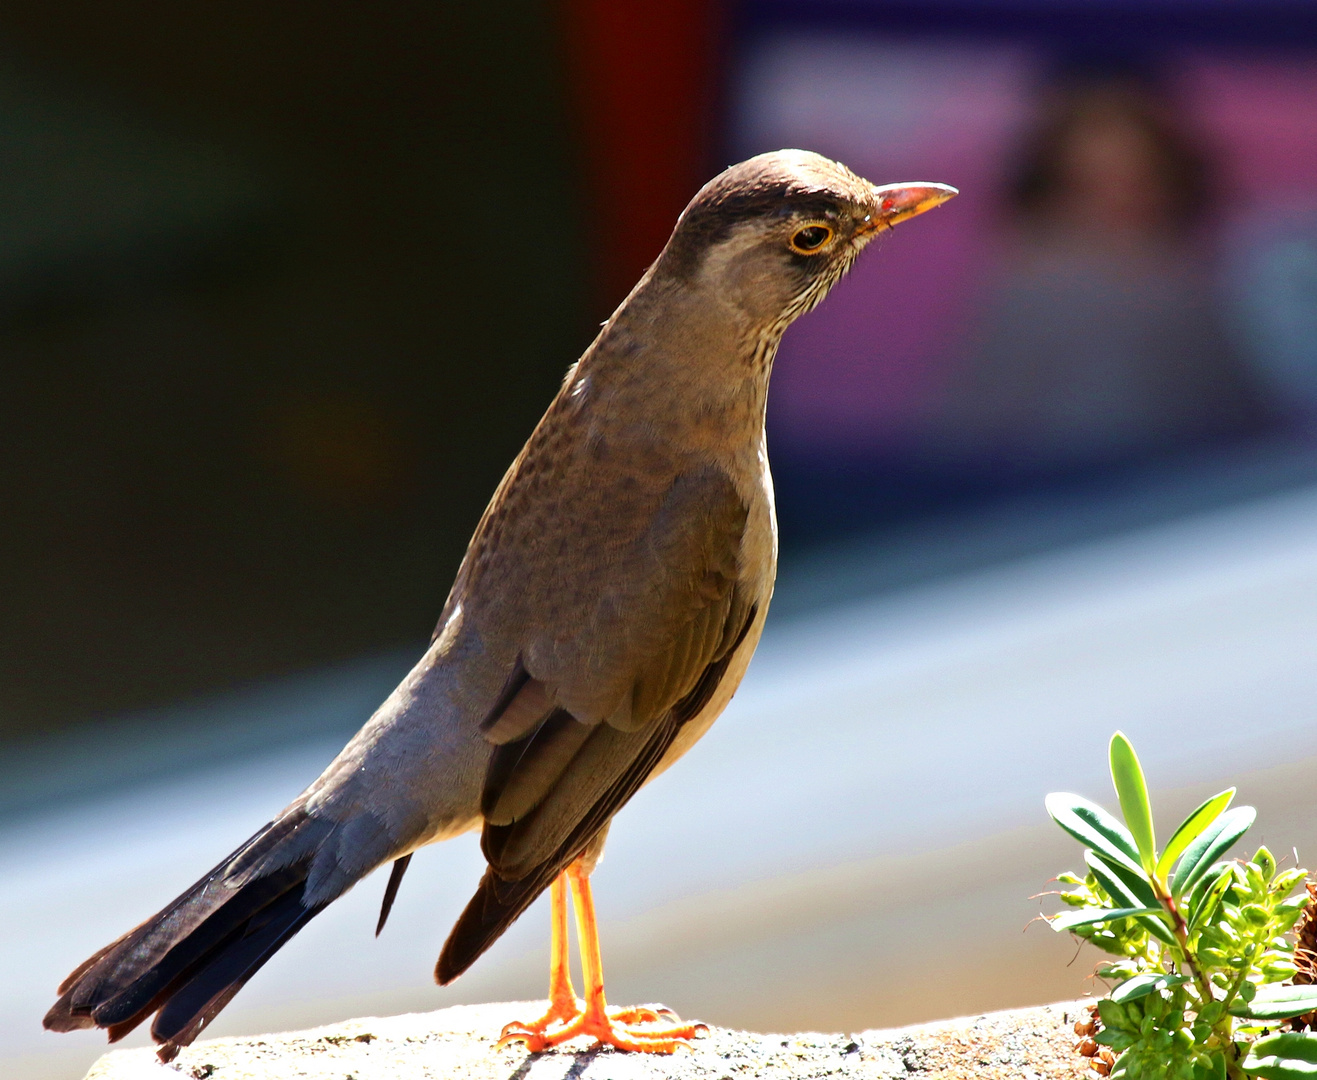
[1188,863,1235,932]
[1109,731,1157,873]
[1086,849,1158,907]
[1046,791,1145,875]
[1049,905,1163,932]
[1242,1031,1317,1077]
[1231,984,1317,1021]
[1111,972,1190,1003]
[1137,914,1178,947]
[1156,788,1235,883]
[1171,806,1258,897]
[1085,851,1176,945]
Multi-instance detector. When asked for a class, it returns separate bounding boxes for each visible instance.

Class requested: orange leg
[498,859,707,1053]
[497,874,580,1040]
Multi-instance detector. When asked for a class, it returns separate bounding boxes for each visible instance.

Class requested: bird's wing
[436,611,754,984]
[477,462,753,829]
[433,463,757,981]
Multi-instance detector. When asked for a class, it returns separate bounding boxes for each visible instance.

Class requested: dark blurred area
[4,0,1317,743]
[0,3,608,739]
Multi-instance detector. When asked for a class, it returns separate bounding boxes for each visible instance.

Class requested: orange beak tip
[870,182,959,227]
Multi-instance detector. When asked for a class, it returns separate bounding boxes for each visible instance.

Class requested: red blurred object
[560,0,720,315]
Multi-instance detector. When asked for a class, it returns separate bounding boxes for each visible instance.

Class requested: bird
[44,149,955,1060]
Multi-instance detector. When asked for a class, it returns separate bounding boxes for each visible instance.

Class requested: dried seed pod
[1078,1038,1098,1057]
[1290,880,1317,1031]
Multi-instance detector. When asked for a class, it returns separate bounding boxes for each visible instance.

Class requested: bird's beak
[862,182,958,233]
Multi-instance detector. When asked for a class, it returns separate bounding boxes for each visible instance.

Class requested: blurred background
[4,0,1317,1076]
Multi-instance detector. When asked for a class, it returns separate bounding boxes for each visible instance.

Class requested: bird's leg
[499,857,707,1053]
[497,874,581,1042]
[496,867,674,1050]
[561,859,707,1050]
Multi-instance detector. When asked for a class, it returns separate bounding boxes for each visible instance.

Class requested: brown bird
[44,150,954,1058]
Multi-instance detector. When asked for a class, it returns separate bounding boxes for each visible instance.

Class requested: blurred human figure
[1225,210,1317,424]
[933,72,1271,477]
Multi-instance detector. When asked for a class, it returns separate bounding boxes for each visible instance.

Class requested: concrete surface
[82,999,1092,1080]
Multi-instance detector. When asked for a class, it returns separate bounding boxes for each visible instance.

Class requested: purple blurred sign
[733,35,1317,466]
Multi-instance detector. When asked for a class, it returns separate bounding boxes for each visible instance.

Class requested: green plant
[1045,731,1317,1079]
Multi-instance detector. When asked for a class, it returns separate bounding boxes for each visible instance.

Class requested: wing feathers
[437,601,757,983]
[482,708,594,826]
[436,711,683,985]
[480,660,554,745]
[482,721,652,878]
[375,854,412,936]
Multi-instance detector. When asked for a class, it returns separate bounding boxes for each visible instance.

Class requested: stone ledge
[84,999,1094,1079]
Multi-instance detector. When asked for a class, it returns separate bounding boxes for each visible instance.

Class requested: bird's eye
[788,224,833,254]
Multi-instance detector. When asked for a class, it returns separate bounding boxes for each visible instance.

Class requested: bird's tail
[44,805,350,1061]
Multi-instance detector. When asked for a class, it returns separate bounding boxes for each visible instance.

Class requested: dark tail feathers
[44,807,336,1061]
[434,859,563,985]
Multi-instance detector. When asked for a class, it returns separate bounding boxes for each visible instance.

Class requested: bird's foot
[607,1003,680,1025]
[498,1001,706,1054]
[497,992,583,1041]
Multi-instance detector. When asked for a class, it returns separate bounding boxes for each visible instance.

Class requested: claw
[496,992,584,1050]
[496,1025,549,1053]
[497,861,709,1056]
[499,1010,707,1054]
[497,1004,707,1055]
[608,1004,678,1025]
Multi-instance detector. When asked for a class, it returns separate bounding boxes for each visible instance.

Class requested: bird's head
[661,149,956,333]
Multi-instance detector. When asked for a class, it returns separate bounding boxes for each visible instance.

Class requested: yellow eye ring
[788,223,834,255]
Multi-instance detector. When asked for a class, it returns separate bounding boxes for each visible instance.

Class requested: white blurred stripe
[7,481,1317,1078]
